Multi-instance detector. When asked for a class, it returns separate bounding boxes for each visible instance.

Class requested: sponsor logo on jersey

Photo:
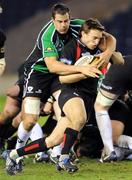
[101,83,112,90]
[45,47,55,53]
[73,92,79,96]
[60,58,72,65]
[81,52,90,56]
[35,89,42,94]
[27,86,33,93]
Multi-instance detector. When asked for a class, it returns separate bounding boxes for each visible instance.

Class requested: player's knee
[72,112,87,131]
[76,119,86,130]
[12,119,19,128]
[12,115,22,128]
[6,86,19,97]
[94,101,106,112]
[94,91,114,111]
[23,119,37,131]
[22,112,38,131]
[24,98,40,115]
[0,109,16,123]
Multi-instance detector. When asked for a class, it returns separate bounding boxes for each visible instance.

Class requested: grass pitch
[0,95,132,180]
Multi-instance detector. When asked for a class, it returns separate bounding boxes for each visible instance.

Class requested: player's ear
[81,31,85,36]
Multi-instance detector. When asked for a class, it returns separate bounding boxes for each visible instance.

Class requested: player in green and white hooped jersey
[10,4,88,171]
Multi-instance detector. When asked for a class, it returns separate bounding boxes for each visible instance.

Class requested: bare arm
[45,57,102,76]
[95,32,116,68]
[45,57,82,75]
[59,73,87,84]
[59,64,102,84]
[111,51,124,65]
[103,32,116,56]
[99,39,124,65]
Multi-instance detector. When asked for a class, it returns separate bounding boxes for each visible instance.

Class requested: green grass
[1,158,132,180]
[0,95,132,180]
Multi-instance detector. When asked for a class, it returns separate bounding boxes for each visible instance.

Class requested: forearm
[45,57,102,77]
[103,32,116,55]
[45,57,82,75]
[111,51,124,65]
[50,62,82,75]
[59,73,87,84]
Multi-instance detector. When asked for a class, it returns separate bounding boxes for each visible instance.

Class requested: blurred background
[0,0,132,94]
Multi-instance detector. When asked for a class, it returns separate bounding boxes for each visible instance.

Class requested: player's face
[53,13,70,34]
[81,29,103,50]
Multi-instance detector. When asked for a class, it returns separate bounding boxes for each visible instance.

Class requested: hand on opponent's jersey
[75,55,102,78]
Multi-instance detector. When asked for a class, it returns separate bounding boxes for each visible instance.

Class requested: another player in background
[0,28,6,151]
[94,55,132,162]
[0,29,6,76]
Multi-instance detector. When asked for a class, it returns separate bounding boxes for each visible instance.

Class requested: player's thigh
[95,89,118,111]
[63,97,86,122]
[12,112,22,128]
[6,84,20,98]
[3,96,20,116]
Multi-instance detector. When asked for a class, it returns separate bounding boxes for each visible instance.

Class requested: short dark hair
[79,18,105,36]
[51,3,70,19]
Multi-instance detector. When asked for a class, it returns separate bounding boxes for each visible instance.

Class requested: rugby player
[94,55,132,162]
[5,16,118,175]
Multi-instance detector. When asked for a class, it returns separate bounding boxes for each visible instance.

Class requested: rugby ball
[75,55,100,66]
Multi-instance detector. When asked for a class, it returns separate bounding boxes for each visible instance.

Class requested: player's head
[80,18,105,50]
[52,3,70,34]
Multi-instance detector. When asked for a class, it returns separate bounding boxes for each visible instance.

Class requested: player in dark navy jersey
[56,18,125,170]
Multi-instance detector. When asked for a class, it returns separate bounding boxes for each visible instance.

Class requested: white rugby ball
[74,55,94,66]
